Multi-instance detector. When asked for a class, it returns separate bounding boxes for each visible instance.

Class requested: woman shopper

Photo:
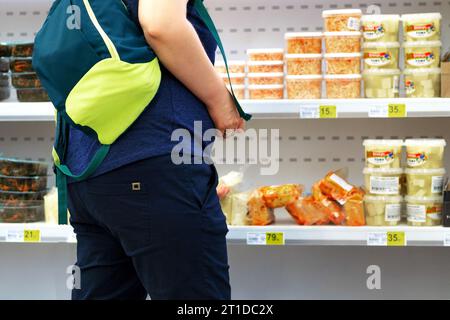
[64,0,244,300]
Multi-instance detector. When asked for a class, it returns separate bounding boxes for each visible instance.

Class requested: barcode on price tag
[299,106,320,119]
[369,106,388,118]
[7,230,24,242]
[247,232,267,245]
[367,232,387,246]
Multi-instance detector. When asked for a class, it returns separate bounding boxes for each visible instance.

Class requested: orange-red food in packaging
[318,172,357,205]
[343,189,366,226]
[286,197,331,225]
[312,183,346,225]
[259,184,303,209]
[247,189,275,226]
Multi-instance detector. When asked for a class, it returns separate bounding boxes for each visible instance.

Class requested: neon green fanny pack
[33,0,251,224]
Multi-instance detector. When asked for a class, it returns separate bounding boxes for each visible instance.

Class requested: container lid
[248,84,284,90]
[247,60,284,66]
[9,57,32,61]
[362,41,400,49]
[0,174,46,179]
[402,40,442,48]
[286,75,323,80]
[403,68,442,75]
[0,157,47,165]
[247,48,284,54]
[0,190,47,195]
[219,73,246,78]
[363,139,403,146]
[247,72,284,78]
[404,138,446,147]
[322,9,362,17]
[405,195,443,203]
[284,32,323,39]
[363,69,401,76]
[323,31,362,37]
[363,167,403,175]
[401,13,442,21]
[405,168,446,175]
[324,52,362,58]
[324,74,362,80]
[215,60,246,66]
[364,194,403,202]
[361,14,401,22]
[285,53,323,59]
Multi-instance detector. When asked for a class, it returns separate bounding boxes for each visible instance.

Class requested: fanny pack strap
[194,0,251,121]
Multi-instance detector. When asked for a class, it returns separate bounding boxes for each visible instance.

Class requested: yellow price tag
[320,105,337,119]
[266,232,285,246]
[387,231,406,247]
[24,230,41,243]
[388,104,407,118]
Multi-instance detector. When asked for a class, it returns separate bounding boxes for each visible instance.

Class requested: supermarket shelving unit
[1,0,450,299]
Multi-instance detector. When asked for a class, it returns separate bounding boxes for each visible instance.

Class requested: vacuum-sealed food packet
[404,139,446,169]
[404,68,441,98]
[286,197,331,226]
[343,190,366,226]
[285,32,323,54]
[312,183,345,225]
[230,192,250,226]
[403,41,442,69]
[364,195,403,226]
[363,69,400,98]
[259,184,303,209]
[363,139,403,168]
[247,189,275,226]
[361,14,400,42]
[402,13,442,42]
[324,53,361,75]
[286,75,322,99]
[318,172,357,205]
[406,195,443,226]
[405,168,446,197]
[323,9,362,32]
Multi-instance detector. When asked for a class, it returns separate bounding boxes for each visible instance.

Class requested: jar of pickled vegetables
[248,85,284,100]
[403,41,442,69]
[325,74,361,99]
[364,195,403,226]
[361,14,400,42]
[363,42,400,69]
[324,32,362,53]
[363,167,404,195]
[363,139,403,168]
[247,61,284,73]
[247,48,284,61]
[404,68,441,98]
[406,195,443,226]
[405,168,446,197]
[324,53,361,75]
[285,32,323,54]
[285,54,322,75]
[323,9,362,32]
[286,75,322,99]
[402,13,442,42]
[215,60,246,74]
[404,139,446,169]
[248,73,284,85]
[363,69,400,98]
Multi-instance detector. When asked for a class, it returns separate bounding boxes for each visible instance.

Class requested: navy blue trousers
[67,155,231,300]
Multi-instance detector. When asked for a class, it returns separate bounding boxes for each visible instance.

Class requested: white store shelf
[1,99,450,121]
[1,222,449,247]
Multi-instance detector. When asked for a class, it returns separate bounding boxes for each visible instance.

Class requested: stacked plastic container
[322,9,363,99]
[284,33,323,99]
[361,15,401,98]
[0,43,11,101]
[402,13,442,98]
[215,60,246,99]
[246,49,284,100]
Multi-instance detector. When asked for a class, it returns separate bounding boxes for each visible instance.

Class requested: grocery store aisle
[1,244,450,300]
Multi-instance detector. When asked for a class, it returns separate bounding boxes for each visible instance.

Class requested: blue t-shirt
[64,0,217,179]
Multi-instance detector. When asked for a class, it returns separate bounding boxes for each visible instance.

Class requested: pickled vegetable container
[324,53,362,75]
[248,73,284,85]
[363,42,400,69]
[404,68,441,98]
[322,9,362,32]
[226,85,245,100]
[0,73,9,87]
[324,32,362,53]
[363,139,403,168]
[285,32,323,54]
[361,14,400,42]
[219,73,245,85]
[285,54,322,75]
[247,48,284,61]
[325,74,361,99]
[403,41,442,69]
[402,13,442,42]
[286,75,322,99]
[248,85,284,100]
[364,195,403,226]
[363,167,403,195]
[406,195,443,226]
[215,60,246,74]
[0,175,48,192]
[404,139,446,169]
[247,61,284,73]
[0,158,48,176]
[405,168,446,197]
[363,69,400,98]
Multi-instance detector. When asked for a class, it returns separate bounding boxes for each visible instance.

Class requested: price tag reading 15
[319,105,337,119]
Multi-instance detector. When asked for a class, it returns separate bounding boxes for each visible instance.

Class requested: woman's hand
[207,89,245,137]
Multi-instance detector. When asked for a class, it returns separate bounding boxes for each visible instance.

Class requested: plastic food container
[364,195,403,226]
[0,202,45,223]
[406,195,443,226]
[219,73,245,85]
[16,88,50,102]
[325,74,361,99]
[248,73,284,85]
[248,85,284,100]
[0,190,46,201]
[0,87,11,101]
[226,85,245,100]
[285,32,323,54]
[324,53,361,74]
[0,73,9,87]
[324,32,362,53]
[286,75,322,99]
[402,13,442,42]
[10,42,34,57]
[363,167,403,195]
[363,69,400,98]
[363,139,403,168]
[247,61,284,73]
[404,68,441,98]
[285,54,322,75]
[247,48,284,61]
[405,139,446,169]
[0,175,48,192]
[361,14,400,42]
[11,72,42,89]
[0,43,11,57]
[0,158,48,177]
[406,168,446,197]
[363,42,400,69]
[403,41,441,69]
[9,57,34,73]
[215,60,246,74]
[0,57,9,72]
[323,9,362,32]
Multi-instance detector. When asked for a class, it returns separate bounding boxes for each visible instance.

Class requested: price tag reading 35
[387,231,406,246]
[388,104,407,118]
